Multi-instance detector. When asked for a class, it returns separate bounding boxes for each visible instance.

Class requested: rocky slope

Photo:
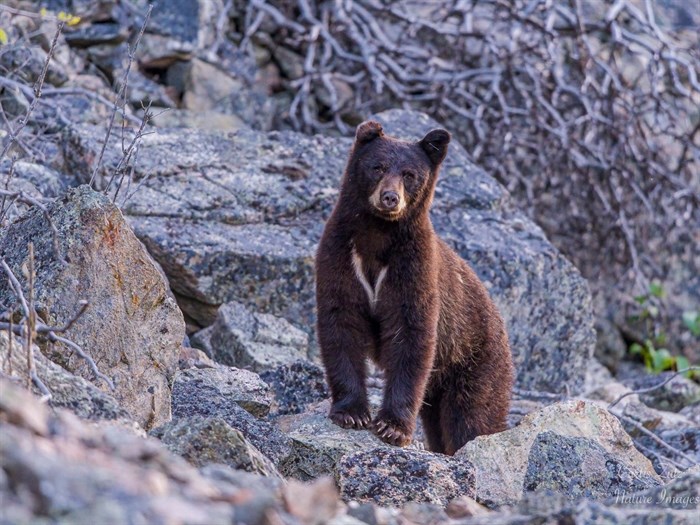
[0,2,698,523]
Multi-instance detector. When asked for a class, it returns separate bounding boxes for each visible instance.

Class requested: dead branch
[608,367,700,409]
[89,3,153,190]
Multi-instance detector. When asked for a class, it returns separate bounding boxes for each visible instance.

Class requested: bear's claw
[372,417,412,447]
[329,408,371,430]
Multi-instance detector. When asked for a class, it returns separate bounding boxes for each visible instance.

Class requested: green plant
[627,282,697,379]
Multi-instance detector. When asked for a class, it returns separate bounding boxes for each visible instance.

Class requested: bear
[315,120,514,455]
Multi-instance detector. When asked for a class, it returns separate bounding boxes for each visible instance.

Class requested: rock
[594,316,628,372]
[0,44,69,88]
[41,1,119,23]
[166,58,272,130]
[276,400,388,481]
[1,377,356,524]
[171,370,292,466]
[0,160,68,198]
[445,495,492,518]
[399,503,451,524]
[283,477,344,524]
[0,331,128,422]
[615,362,700,412]
[581,357,615,397]
[337,447,475,507]
[67,109,594,394]
[151,416,282,478]
[455,400,661,508]
[207,302,309,372]
[64,22,129,48]
[680,402,700,425]
[190,325,215,356]
[0,186,184,430]
[172,366,273,418]
[260,360,329,415]
[149,109,246,131]
[615,400,699,476]
[523,431,660,500]
[177,346,216,370]
[139,0,223,68]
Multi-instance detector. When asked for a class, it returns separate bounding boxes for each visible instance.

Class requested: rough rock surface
[66,110,595,394]
[0,331,128,422]
[172,366,273,418]
[0,186,184,429]
[275,400,389,481]
[523,431,660,499]
[260,360,329,415]
[151,416,282,479]
[337,447,475,507]
[207,301,309,371]
[455,400,661,508]
[615,362,700,412]
[171,370,292,466]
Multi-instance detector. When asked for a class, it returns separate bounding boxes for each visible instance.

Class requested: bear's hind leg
[438,367,510,455]
[419,388,445,453]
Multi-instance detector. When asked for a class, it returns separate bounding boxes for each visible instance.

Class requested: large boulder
[455,400,661,508]
[66,110,595,395]
[0,186,185,429]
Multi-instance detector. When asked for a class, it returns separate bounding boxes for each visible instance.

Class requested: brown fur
[315,121,514,455]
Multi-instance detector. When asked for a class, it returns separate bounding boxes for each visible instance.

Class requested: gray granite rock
[275,400,388,481]
[455,400,661,508]
[337,447,475,507]
[171,369,292,466]
[207,301,309,372]
[0,186,184,430]
[523,431,660,500]
[66,109,594,395]
[151,416,282,478]
[172,366,273,417]
[260,360,329,416]
[0,331,128,422]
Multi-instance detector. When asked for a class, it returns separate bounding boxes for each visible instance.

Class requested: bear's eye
[403,170,416,180]
[372,164,386,173]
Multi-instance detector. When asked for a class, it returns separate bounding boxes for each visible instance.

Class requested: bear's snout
[381,191,400,209]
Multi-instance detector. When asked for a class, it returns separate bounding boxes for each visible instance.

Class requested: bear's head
[344,120,451,221]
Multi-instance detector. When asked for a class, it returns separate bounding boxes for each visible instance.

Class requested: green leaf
[647,305,659,318]
[675,356,690,377]
[652,349,674,372]
[629,343,643,355]
[0,28,8,46]
[649,281,664,298]
[634,294,648,305]
[682,311,700,337]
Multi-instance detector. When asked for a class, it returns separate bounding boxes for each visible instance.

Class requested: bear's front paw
[372,416,413,447]
[329,404,371,430]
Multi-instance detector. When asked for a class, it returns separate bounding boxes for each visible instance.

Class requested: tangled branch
[237,0,700,300]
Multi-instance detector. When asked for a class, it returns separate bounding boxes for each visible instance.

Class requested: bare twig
[608,367,700,409]
[0,22,64,163]
[89,4,153,189]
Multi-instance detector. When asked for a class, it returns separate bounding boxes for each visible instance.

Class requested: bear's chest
[350,247,389,311]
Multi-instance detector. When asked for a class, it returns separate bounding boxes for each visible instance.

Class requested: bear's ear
[355,120,384,145]
[419,129,451,166]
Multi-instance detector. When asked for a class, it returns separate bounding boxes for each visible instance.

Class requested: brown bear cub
[315,121,514,455]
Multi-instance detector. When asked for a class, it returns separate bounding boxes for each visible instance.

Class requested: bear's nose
[381,191,399,209]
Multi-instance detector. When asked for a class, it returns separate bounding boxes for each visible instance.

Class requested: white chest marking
[351,248,388,310]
